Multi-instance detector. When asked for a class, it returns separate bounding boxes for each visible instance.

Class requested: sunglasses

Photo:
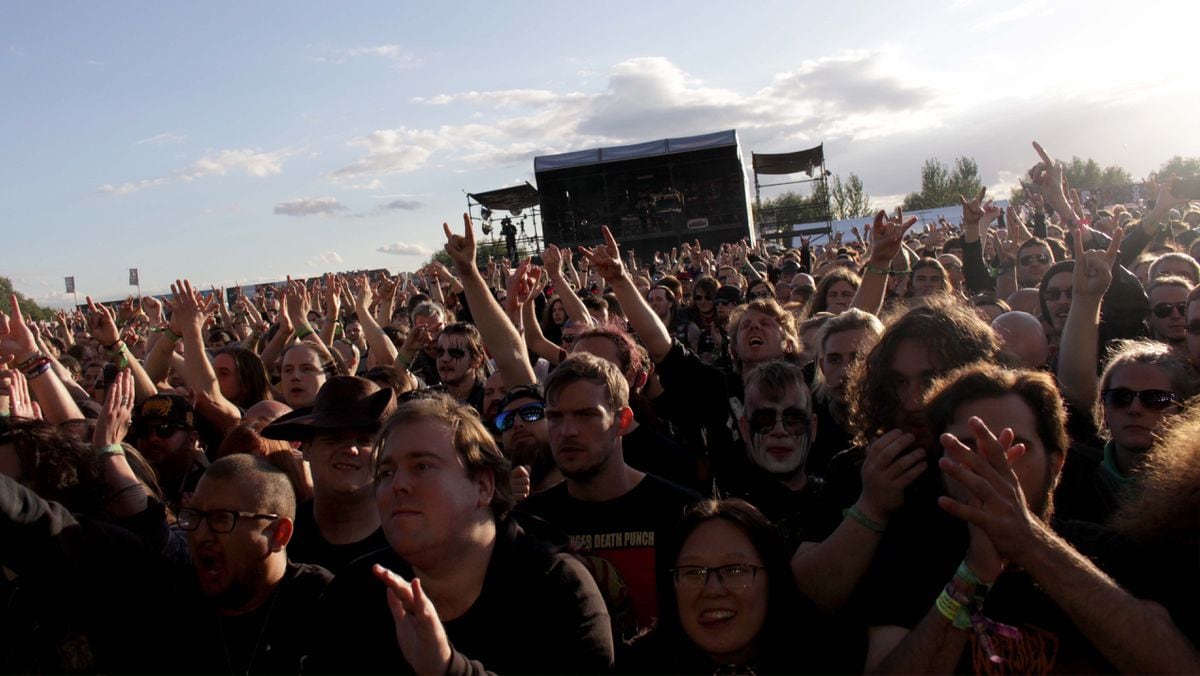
[693,295,711,302]
[747,407,809,436]
[1152,302,1186,319]
[139,423,183,439]
[435,347,467,359]
[1043,287,1073,302]
[1101,388,1182,411]
[748,291,772,300]
[715,298,738,307]
[1020,253,1052,266]
[561,334,578,345]
[494,402,546,432]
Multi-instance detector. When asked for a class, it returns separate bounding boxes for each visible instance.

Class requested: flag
[64,276,75,293]
[129,268,139,286]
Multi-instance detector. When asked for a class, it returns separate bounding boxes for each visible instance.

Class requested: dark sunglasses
[494,403,546,432]
[715,298,738,307]
[748,291,772,300]
[693,295,711,302]
[435,347,467,359]
[139,423,183,439]
[1101,388,1182,411]
[1019,253,1052,266]
[561,334,578,345]
[747,407,810,436]
[1043,287,1073,302]
[1188,321,1200,336]
[1152,302,1187,319]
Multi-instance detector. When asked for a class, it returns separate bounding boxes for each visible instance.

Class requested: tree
[902,156,982,211]
[1156,156,1200,181]
[0,276,54,321]
[830,173,872,220]
[1062,156,1132,190]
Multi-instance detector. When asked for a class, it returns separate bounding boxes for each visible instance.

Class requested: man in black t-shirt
[262,376,393,572]
[519,353,699,640]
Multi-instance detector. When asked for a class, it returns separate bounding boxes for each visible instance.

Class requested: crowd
[1,139,1199,674]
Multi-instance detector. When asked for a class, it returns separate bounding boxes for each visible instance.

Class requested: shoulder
[634,473,703,507]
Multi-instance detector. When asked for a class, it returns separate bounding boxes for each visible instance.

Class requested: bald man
[992,311,1050,369]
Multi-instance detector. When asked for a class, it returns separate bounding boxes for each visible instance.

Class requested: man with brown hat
[261,375,394,573]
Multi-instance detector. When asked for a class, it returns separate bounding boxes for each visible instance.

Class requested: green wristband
[843,505,887,533]
[97,443,125,458]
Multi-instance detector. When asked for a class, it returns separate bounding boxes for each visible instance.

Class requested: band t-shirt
[518,474,699,640]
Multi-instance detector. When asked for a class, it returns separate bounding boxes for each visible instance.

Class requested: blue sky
[4,1,1199,306]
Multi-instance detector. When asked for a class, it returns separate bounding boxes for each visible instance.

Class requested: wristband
[843,505,886,533]
[21,358,52,380]
[97,443,126,458]
[163,328,182,343]
[15,351,46,371]
[864,264,890,277]
[955,560,987,588]
[935,586,973,630]
[296,326,316,339]
[396,352,413,368]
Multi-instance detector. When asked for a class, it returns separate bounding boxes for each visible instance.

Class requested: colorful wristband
[843,505,887,533]
[97,443,126,458]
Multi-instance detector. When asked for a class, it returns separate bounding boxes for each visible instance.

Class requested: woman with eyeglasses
[621,499,850,674]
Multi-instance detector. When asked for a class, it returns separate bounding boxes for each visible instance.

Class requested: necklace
[217,581,283,675]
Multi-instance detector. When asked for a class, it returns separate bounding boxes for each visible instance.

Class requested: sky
[3,0,1199,306]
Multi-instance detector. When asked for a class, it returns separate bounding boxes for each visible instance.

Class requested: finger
[86,296,98,313]
[938,454,997,501]
[937,495,985,525]
[896,459,929,486]
[442,221,453,244]
[602,225,620,257]
[1072,222,1084,260]
[977,185,987,202]
[1105,227,1123,264]
[1032,141,1052,166]
[462,213,475,247]
[888,448,927,478]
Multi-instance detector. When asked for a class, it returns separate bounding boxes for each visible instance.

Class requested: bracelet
[864,264,891,277]
[955,560,986,588]
[15,351,46,371]
[104,483,143,503]
[97,443,126,458]
[843,505,887,533]
[935,585,973,630]
[24,361,52,380]
[163,328,182,342]
[106,339,126,354]
[295,326,316,339]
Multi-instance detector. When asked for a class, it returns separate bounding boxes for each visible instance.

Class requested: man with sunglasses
[132,393,207,509]
[1016,237,1054,288]
[494,385,561,496]
[1145,276,1192,355]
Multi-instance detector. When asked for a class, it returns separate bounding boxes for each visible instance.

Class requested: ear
[476,467,496,509]
[268,517,294,552]
[809,412,818,441]
[632,370,648,392]
[738,414,750,444]
[615,406,635,437]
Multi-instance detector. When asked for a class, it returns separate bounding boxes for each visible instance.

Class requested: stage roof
[534,129,739,173]
[468,181,540,212]
[751,144,825,177]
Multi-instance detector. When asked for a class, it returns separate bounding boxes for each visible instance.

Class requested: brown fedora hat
[261,376,393,441]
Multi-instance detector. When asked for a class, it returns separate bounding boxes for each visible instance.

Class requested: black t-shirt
[1053,442,1128,525]
[713,455,841,553]
[287,500,389,574]
[809,397,852,479]
[517,474,700,640]
[305,518,614,674]
[621,423,701,491]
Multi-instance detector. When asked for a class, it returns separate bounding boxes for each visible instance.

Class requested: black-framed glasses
[140,423,183,439]
[435,347,467,359]
[1187,321,1200,336]
[671,564,764,590]
[1152,302,1186,319]
[747,407,809,436]
[1101,388,1182,411]
[715,298,738,307]
[177,508,280,533]
[1043,287,1073,302]
[1020,253,1051,266]
[494,402,546,432]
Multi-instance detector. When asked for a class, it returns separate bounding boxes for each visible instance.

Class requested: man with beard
[1145,276,1192,355]
[518,353,699,640]
[494,385,561,495]
[865,364,1198,673]
[808,309,883,476]
[131,393,207,509]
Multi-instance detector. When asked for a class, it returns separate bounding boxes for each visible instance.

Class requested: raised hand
[1030,141,1072,218]
[937,417,1038,580]
[142,296,165,327]
[285,277,311,327]
[857,429,927,526]
[1006,205,1031,243]
[0,296,42,363]
[866,209,917,265]
[322,273,342,320]
[1072,224,1123,301]
[373,565,453,675]
[86,296,121,346]
[0,368,37,418]
[577,225,627,283]
[542,244,564,279]
[94,368,134,447]
[442,213,478,274]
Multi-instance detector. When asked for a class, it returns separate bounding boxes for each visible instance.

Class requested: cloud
[274,196,349,216]
[100,147,291,195]
[330,128,442,179]
[312,44,421,69]
[8,45,25,57]
[315,251,343,265]
[134,132,187,146]
[375,198,423,212]
[376,242,431,256]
